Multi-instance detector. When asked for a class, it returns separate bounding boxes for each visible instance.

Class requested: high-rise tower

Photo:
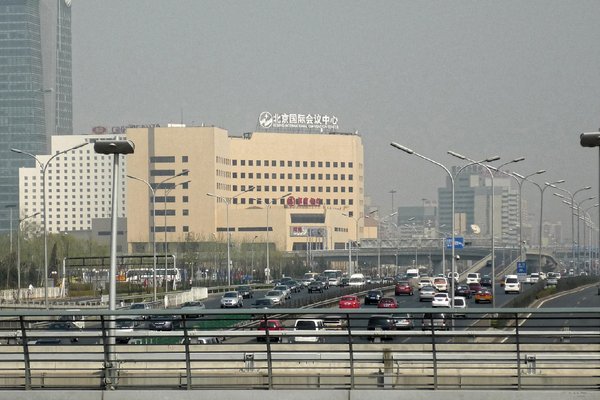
[0,0,72,233]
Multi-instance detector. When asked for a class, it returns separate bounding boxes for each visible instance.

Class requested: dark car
[237,285,254,299]
[480,276,492,288]
[307,281,324,293]
[421,312,450,331]
[365,290,384,305]
[47,321,81,343]
[315,276,330,289]
[454,284,472,299]
[180,301,206,318]
[252,298,276,309]
[285,280,302,293]
[395,281,414,296]
[339,277,350,287]
[366,315,397,341]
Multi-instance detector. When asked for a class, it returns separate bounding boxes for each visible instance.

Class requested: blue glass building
[0,0,72,233]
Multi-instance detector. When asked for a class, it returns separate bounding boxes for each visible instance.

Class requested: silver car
[419,285,438,302]
[264,290,285,305]
[220,291,243,308]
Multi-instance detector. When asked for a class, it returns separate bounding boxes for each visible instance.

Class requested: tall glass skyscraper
[0,0,72,233]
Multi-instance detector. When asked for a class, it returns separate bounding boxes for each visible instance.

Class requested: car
[115,316,141,344]
[421,312,450,331]
[179,301,206,318]
[364,290,384,305]
[237,285,254,298]
[377,297,399,308]
[395,281,414,296]
[417,278,433,290]
[220,291,244,308]
[338,295,360,309]
[419,285,437,302]
[148,315,180,331]
[546,273,558,287]
[468,282,483,295]
[307,281,324,293]
[480,276,492,288]
[257,319,285,342]
[339,277,350,287]
[285,280,302,293]
[293,319,325,343]
[301,278,313,287]
[466,273,481,284]
[392,313,414,330]
[453,296,467,317]
[366,315,397,341]
[432,277,448,292]
[315,276,330,289]
[264,290,285,305]
[274,284,292,299]
[454,284,472,299]
[528,273,540,284]
[504,275,521,294]
[323,315,348,330]
[431,293,450,307]
[474,288,493,303]
[47,321,81,343]
[251,298,277,310]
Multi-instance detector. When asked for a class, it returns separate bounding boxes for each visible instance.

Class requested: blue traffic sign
[445,237,464,249]
[517,261,527,275]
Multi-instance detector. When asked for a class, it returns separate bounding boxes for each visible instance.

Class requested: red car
[257,319,286,342]
[468,282,483,295]
[377,297,399,308]
[339,295,360,309]
[395,281,414,296]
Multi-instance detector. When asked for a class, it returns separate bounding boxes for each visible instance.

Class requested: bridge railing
[0,307,598,391]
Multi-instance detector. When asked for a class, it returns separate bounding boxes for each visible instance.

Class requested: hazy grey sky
[72,1,600,231]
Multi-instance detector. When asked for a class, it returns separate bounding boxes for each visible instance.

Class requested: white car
[264,290,286,305]
[453,296,467,317]
[432,293,450,307]
[504,275,521,294]
[220,291,243,308]
[466,273,481,284]
[432,277,448,292]
[293,319,325,343]
[273,284,292,299]
[528,273,540,284]
[418,278,433,290]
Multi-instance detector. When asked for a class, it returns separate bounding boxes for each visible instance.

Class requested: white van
[466,273,481,284]
[405,269,420,279]
[293,319,325,343]
[504,275,521,294]
[348,273,366,287]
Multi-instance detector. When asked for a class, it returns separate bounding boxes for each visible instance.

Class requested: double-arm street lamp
[163,179,191,293]
[551,185,592,265]
[449,152,522,307]
[207,186,255,287]
[11,142,89,308]
[342,212,366,276]
[367,210,397,279]
[266,193,291,284]
[390,143,457,307]
[127,170,189,301]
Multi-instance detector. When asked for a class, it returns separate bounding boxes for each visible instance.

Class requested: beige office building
[126,126,365,255]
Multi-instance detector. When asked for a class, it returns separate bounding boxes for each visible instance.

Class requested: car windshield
[255,299,272,305]
[397,281,409,286]
[266,291,281,296]
[341,296,355,301]
[506,278,518,283]
[368,291,381,296]
[238,286,250,291]
[223,292,238,298]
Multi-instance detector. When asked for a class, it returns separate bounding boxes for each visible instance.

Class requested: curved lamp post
[511,170,547,261]
[342,211,367,276]
[390,143,457,307]
[207,186,255,287]
[163,179,191,293]
[128,170,189,301]
[12,142,89,308]
[550,185,591,264]
[580,132,600,270]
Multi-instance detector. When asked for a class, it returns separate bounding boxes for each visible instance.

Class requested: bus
[125,268,182,284]
[322,269,343,286]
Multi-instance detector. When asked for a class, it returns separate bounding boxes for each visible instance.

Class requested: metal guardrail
[0,307,598,391]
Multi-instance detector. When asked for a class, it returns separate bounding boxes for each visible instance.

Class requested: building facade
[17,134,127,233]
[438,165,519,244]
[0,0,72,233]
[126,126,365,256]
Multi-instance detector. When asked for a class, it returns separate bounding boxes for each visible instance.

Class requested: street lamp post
[450,152,518,308]
[266,193,291,284]
[127,170,189,301]
[367,210,397,279]
[11,142,89,308]
[207,186,255,288]
[163,179,191,293]
[390,143,457,308]
[550,185,591,265]
[342,212,366,276]
[17,212,40,302]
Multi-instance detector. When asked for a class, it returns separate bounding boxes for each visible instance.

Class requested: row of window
[232,172,353,181]
[233,159,354,168]
[232,185,354,194]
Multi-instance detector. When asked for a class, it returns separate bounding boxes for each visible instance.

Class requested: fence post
[19,316,32,390]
